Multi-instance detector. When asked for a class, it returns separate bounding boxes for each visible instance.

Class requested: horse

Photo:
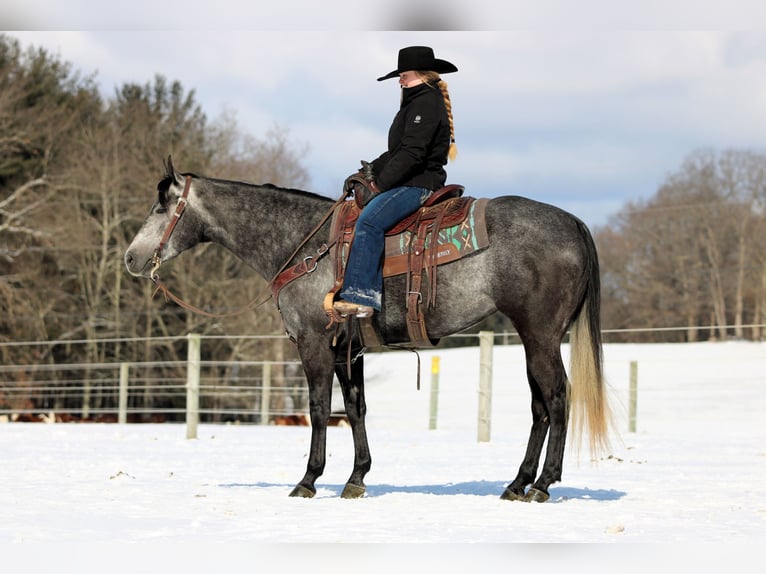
[124,157,610,502]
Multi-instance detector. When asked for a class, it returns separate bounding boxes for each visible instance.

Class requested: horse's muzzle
[124,250,149,278]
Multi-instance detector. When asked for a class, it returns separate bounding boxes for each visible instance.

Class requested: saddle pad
[383,198,490,277]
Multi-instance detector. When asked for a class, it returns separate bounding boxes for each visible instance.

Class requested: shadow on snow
[219,481,626,501]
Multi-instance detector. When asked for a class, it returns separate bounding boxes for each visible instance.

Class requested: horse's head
[124,156,201,279]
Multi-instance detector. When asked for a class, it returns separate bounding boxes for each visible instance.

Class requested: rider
[333,45,459,318]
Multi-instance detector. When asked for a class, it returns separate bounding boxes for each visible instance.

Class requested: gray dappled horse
[124,157,610,502]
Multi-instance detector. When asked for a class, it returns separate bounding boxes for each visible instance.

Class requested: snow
[2,341,764,564]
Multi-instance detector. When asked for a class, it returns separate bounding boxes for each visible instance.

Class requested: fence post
[118,363,129,424]
[260,362,271,425]
[629,360,638,433]
[186,334,200,439]
[429,356,440,430]
[477,331,493,442]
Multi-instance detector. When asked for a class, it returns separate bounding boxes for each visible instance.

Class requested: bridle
[148,174,257,318]
[149,175,192,282]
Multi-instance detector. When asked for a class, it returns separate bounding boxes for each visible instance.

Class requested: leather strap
[405,227,436,348]
[270,242,331,308]
[150,175,192,280]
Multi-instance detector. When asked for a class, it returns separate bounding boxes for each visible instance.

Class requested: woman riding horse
[334,45,459,319]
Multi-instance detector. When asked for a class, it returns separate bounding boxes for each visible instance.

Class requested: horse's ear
[162,155,175,177]
[163,155,181,184]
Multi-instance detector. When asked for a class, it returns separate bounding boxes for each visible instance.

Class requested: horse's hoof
[289,484,316,498]
[522,488,550,503]
[341,482,366,499]
[500,487,525,501]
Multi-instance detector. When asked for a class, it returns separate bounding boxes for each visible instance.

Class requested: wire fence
[0,334,309,425]
[2,326,765,428]
[0,357,308,425]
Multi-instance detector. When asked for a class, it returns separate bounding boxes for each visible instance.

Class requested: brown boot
[333,300,375,318]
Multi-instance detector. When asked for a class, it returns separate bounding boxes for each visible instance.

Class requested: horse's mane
[158,172,331,203]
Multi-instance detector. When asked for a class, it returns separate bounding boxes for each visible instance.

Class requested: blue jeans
[340,186,431,310]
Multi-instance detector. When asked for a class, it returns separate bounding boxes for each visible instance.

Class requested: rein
[148,177,349,318]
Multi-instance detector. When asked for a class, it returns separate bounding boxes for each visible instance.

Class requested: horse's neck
[202,180,332,279]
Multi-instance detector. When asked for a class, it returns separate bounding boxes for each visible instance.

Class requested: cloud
[7,28,766,229]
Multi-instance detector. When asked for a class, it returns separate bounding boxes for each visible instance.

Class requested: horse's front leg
[335,353,371,499]
[289,341,335,498]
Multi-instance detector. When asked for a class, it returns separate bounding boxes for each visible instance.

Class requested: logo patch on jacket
[413,115,422,124]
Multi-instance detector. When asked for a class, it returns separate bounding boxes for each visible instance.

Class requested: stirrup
[333,300,374,318]
[323,290,345,329]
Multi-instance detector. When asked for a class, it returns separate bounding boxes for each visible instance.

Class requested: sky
[4,2,766,228]
[1,341,763,563]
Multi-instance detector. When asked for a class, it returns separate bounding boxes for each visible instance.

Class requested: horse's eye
[153,199,168,215]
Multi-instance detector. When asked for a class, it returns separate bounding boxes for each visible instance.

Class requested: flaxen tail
[568,220,611,458]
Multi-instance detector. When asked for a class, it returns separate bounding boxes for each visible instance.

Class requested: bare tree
[596,148,766,342]
[0,34,101,346]
[1,35,314,417]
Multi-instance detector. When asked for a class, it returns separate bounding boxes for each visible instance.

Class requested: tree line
[1,34,764,419]
[594,148,766,343]
[0,34,309,419]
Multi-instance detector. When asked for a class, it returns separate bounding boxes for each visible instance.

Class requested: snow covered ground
[1,341,763,564]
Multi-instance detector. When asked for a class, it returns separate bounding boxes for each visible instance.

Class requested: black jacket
[371,82,450,192]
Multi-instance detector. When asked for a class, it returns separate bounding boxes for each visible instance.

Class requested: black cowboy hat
[377,46,458,81]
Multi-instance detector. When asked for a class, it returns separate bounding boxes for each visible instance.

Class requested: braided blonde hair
[419,71,458,162]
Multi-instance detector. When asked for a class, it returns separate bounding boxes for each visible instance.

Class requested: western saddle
[271,184,489,349]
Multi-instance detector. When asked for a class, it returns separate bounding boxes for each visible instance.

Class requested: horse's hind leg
[501,372,549,500]
[334,354,372,499]
[502,346,569,503]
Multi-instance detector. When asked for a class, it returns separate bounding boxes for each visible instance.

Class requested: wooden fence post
[118,363,129,424]
[186,334,200,439]
[260,362,271,425]
[629,360,638,433]
[429,356,440,430]
[477,331,493,442]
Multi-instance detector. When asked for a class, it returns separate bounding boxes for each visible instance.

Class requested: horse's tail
[568,220,611,458]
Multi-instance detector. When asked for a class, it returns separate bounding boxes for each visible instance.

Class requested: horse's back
[486,195,588,238]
